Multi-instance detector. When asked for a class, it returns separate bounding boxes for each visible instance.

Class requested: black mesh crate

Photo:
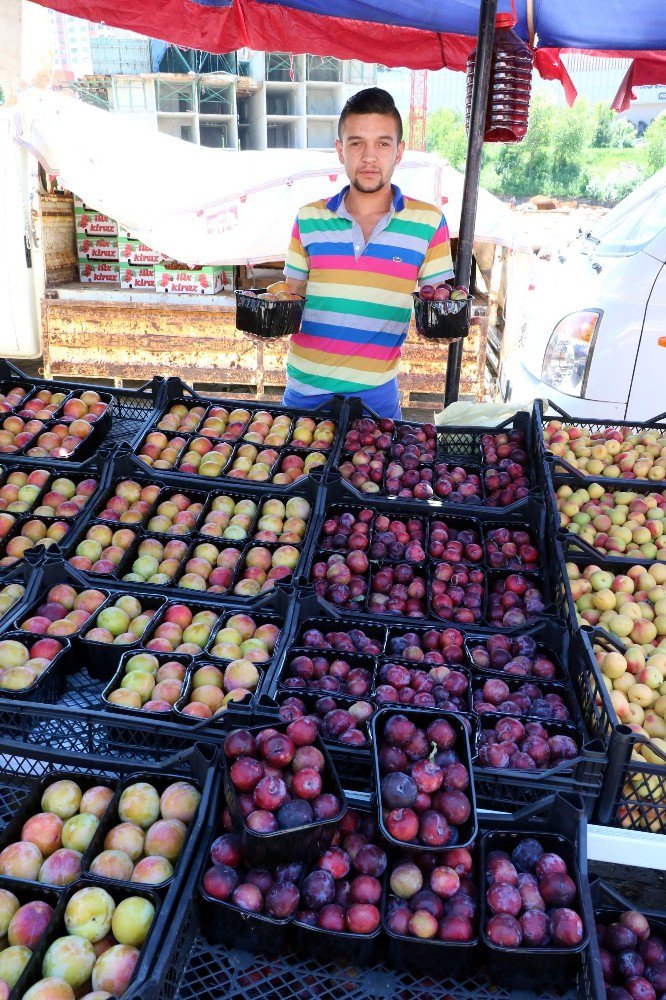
[534,399,666,489]
[126,793,602,1000]
[0,360,164,468]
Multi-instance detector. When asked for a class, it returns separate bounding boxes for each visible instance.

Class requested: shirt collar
[326,184,405,214]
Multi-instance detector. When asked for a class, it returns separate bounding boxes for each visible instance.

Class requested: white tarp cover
[15,89,517,266]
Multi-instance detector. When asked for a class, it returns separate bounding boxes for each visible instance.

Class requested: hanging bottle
[466,0,534,143]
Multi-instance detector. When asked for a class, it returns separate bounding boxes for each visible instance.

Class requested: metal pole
[444,0,498,407]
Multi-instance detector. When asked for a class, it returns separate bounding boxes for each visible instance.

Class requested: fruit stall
[0,356,662,999]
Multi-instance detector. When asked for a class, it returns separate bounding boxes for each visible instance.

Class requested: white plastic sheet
[15,88,518,266]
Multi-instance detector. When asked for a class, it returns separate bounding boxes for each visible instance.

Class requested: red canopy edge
[33,0,666,105]
[36,0,476,70]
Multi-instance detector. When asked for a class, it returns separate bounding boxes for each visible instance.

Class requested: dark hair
[338,87,403,143]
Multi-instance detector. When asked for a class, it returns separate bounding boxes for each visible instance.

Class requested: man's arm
[418,214,455,287]
[284,215,309,295]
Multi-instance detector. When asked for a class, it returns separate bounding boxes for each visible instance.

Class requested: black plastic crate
[129,793,601,1000]
[586,879,666,999]
[534,399,666,489]
[126,377,345,491]
[0,360,164,458]
[334,402,542,516]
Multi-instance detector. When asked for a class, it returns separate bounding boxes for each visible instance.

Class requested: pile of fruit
[566,561,666,652]
[0,469,98,518]
[106,652,186,713]
[483,838,584,950]
[385,849,476,943]
[478,716,580,772]
[0,519,71,566]
[18,585,107,637]
[416,282,469,303]
[555,483,666,562]
[278,693,373,747]
[377,712,473,848]
[176,657,262,719]
[82,595,159,646]
[224,725,343,835]
[203,832,302,920]
[594,642,666,753]
[543,420,666,482]
[0,777,114,886]
[0,635,65,693]
[597,903,666,997]
[87,779,200,885]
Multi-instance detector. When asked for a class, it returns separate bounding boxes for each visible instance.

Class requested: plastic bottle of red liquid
[466,3,533,143]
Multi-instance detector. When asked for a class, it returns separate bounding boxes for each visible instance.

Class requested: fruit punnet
[0,636,65,695]
[143,604,220,656]
[483,838,584,950]
[0,519,71,567]
[278,693,373,747]
[385,846,476,943]
[296,809,385,935]
[224,725,343,834]
[594,640,666,759]
[0,778,115,886]
[203,831,302,919]
[472,678,571,722]
[88,779,200,885]
[378,713,473,848]
[555,483,666,562]
[544,421,666,482]
[82,595,158,647]
[596,902,666,996]
[566,560,666,655]
[69,523,138,575]
[18,585,107,639]
[106,653,186,714]
[468,635,560,679]
[177,655,262,720]
[477,717,579,772]
[280,651,372,698]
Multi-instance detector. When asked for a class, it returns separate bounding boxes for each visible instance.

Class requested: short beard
[351,176,386,194]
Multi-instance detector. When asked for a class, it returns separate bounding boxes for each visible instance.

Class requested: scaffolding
[266,53,301,82]
[154,45,237,76]
[306,55,342,82]
[64,77,111,112]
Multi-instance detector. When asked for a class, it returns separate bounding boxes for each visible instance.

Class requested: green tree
[592,104,614,147]
[610,119,637,149]
[493,97,556,196]
[645,113,666,173]
[426,109,468,171]
[549,99,591,195]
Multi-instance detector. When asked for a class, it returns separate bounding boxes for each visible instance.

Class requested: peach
[104,823,144,862]
[80,786,114,820]
[0,887,19,935]
[130,856,174,885]
[0,639,29,668]
[181,702,212,719]
[158,782,200,824]
[22,978,75,1000]
[91,943,140,996]
[64,886,116,942]
[21,812,63,857]
[121,671,155,702]
[151,680,182,705]
[0,945,31,988]
[38,848,82,886]
[118,783,160,829]
[224,659,259,692]
[42,934,96,988]
[190,685,224,712]
[74,590,106,613]
[89,849,134,881]
[143,819,186,862]
[8,899,54,948]
[111,896,155,948]
[61,813,99,853]
[0,840,42,879]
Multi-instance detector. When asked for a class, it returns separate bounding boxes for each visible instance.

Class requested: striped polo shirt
[284,184,454,396]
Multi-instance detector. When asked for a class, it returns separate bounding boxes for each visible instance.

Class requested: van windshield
[592,170,666,257]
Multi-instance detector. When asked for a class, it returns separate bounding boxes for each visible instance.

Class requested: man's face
[335,113,405,195]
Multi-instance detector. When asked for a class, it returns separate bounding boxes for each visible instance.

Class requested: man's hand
[286,277,307,297]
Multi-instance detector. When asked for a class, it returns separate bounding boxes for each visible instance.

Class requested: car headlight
[541,310,602,397]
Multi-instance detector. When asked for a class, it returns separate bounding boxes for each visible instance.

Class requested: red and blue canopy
[35,0,666,107]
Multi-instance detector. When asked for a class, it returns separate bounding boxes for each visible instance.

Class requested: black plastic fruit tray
[534,399,666,490]
[172,657,269,726]
[473,707,606,818]
[102,648,193,718]
[586,879,666,999]
[581,626,666,836]
[479,803,591,990]
[131,792,602,1000]
[222,719,347,867]
[547,471,666,567]
[0,630,72,705]
[75,591,169,680]
[0,359,164,461]
[371,705,478,850]
[471,671,584,731]
[0,461,106,521]
[0,514,78,576]
[14,879,162,1000]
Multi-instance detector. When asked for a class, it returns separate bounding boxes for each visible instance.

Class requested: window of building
[157,81,195,113]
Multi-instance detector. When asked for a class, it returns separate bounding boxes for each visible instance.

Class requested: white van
[500,167,666,422]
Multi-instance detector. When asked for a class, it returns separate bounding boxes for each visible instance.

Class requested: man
[283,87,454,419]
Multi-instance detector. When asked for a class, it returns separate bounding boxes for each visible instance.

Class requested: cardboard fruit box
[154,264,234,295]
[78,261,120,284]
[120,264,157,291]
[119,236,163,266]
[75,208,118,238]
[77,236,119,262]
